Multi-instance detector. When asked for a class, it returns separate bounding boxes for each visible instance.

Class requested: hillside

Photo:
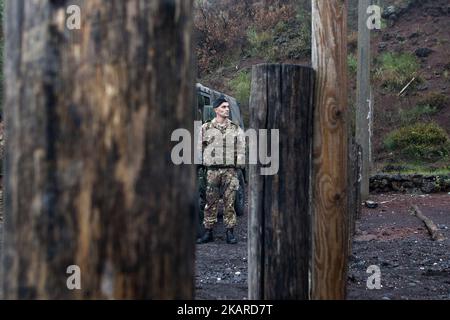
[369,0,450,172]
[195,0,450,174]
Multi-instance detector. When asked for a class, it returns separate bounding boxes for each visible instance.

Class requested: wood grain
[311,0,349,300]
[249,64,314,299]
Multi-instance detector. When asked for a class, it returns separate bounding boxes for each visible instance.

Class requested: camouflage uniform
[204,168,239,229]
[201,118,245,229]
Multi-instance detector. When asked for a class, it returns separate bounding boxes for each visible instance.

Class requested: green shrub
[384,123,450,161]
[245,6,311,62]
[348,54,357,74]
[246,27,275,60]
[292,7,311,57]
[417,92,449,111]
[399,105,439,124]
[381,163,450,175]
[230,70,251,107]
[399,92,449,124]
[375,52,420,91]
[274,21,288,34]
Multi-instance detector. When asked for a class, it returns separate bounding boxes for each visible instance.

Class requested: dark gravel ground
[347,193,450,300]
[195,214,248,300]
[1,193,448,300]
[195,193,450,300]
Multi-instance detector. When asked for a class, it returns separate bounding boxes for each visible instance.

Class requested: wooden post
[248,64,314,300]
[356,0,372,201]
[347,137,355,255]
[311,0,349,300]
[356,143,363,220]
[347,138,362,255]
[2,0,196,299]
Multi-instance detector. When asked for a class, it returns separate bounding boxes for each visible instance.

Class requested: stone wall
[370,174,450,194]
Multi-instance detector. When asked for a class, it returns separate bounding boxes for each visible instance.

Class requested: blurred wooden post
[248,64,314,300]
[2,0,196,299]
[311,0,349,300]
[356,143,363,220]
[347,138,362,255]
[356,0,372,201]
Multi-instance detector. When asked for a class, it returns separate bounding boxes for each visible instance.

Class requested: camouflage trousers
[203,168,239,229]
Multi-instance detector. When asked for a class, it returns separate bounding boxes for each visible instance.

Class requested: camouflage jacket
[200,118,245,168]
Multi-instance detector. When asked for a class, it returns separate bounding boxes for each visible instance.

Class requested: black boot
[226,228,237,244]
[197,229,214,244]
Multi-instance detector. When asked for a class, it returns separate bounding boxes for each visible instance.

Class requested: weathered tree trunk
[311,0,349,300]
[248,64,314,300]
[2,0,196,299]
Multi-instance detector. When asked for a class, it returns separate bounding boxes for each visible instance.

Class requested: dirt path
[195,193,450,300]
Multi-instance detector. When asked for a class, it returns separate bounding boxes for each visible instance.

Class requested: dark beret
[213,96,228,109]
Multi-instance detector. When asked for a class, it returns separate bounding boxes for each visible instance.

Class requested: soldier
[197,96,245,245]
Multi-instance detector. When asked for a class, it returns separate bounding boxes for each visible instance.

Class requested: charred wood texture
[2,0,196,299]
[249,64,314,300]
